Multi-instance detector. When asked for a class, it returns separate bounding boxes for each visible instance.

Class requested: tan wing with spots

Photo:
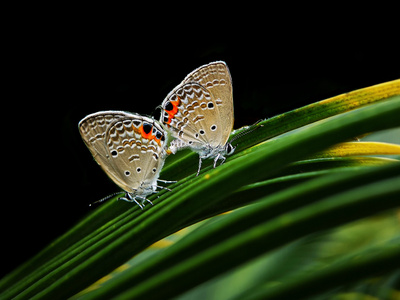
[183,61,233,145]
[79,111,129,190]
[160,61,233,149]
[105,116,167,193]
[79,111,167,194]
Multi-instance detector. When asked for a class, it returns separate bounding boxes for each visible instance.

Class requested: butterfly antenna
[151,105,163,120]
[229,119,264,144]
[89,192,125,207]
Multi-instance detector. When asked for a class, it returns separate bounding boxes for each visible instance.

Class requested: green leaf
[75,163,400,300]
[310,141,400,158]
[103,170,400,299]
[241,237,400,300]
[1,80,399,300]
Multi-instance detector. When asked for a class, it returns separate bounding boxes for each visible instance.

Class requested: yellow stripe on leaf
[312,142,400,158]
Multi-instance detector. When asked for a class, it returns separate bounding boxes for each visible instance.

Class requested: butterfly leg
[157,179,177,184]
[213,154,220,168]
[156,185,172,192]
[118,193,144,210]
[220,155,227,166]
[213,154,226,168]
[156,179,176,192]
[137,196,153,207]
[196,155,203,176]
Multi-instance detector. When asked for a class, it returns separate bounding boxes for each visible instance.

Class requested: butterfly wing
[79,111,130,190]
[161,61,233,150]
[183,61,233,146]
[161,82,220,151]
[79,111,167,194]
[105,116,168,194]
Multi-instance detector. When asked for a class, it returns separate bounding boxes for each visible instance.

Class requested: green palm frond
[1,79,399,300]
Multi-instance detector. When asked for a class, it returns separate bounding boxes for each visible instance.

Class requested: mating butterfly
[160,61,235,175]
[79,111,173,208]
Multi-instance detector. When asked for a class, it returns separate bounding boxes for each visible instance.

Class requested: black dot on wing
[211,125,217,131]
[165,101,173,111]
[143,123,152,134]
[208,102,214,108]
[111,150,118,157]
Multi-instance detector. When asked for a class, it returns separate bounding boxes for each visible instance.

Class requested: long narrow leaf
[75,163,400,299]
[1,83,399,300]
[310,141,400,158]
[2,80,398,291]
[27,98,400,300]
[112,175,400,299]
[161,79,400,178]
[242,238,400,300]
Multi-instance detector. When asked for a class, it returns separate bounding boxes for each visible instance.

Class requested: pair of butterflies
[79,61,234,208]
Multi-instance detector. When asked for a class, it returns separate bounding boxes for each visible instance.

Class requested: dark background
[2,18,399,279]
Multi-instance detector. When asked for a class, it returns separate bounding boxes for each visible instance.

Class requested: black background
[2,16,399,279]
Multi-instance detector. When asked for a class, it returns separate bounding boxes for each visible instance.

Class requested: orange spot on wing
[139,124,163,146]
[166,97,181,124]
[153,136,162,146]
[140,124,153,140]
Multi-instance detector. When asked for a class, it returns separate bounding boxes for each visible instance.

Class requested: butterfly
[160,61,235,175]
[79,111,173,209]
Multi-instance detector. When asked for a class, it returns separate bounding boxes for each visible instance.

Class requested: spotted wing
[79,111,167,193]
[160,61,233,150]
[79,111,129,190]
[183,61,233,145]
[105,116,168,193]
